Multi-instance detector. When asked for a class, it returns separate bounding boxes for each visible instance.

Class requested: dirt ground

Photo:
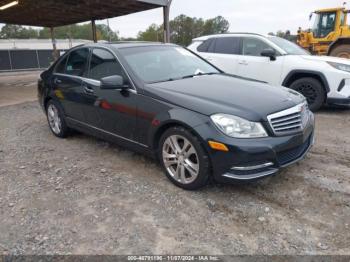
[0,71,349,255]
[0,71,39,107]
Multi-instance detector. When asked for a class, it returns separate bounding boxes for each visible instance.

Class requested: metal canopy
[0,0,168,27]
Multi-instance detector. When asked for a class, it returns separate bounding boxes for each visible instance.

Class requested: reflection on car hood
[300,55,350,65]
[144,74,304,122]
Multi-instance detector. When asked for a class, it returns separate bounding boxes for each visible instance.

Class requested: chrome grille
[267,103,309,135]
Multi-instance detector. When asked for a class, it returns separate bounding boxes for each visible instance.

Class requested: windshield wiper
[149,72,220,84]
[181,72,220,79]
[149,78,176,84]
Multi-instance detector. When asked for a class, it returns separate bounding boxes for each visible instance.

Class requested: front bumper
[221,132,314,181]
[326,75,350,107]
[199,113,315,183]
[327,97,350,107]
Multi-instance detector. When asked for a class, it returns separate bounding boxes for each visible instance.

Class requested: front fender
[147,108,209,151]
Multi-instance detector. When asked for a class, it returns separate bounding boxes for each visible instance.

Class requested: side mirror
[261,49,276,61]
[100,75,128,90]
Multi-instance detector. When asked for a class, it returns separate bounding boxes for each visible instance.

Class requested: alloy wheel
[162,135,200,185]
[47,104,62,135]
[294,83,317,105]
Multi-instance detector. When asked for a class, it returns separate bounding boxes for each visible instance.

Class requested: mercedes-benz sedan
[38,43,314,190]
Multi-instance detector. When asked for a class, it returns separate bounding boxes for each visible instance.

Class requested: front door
[236,37,284,85]
[82,48,138,141]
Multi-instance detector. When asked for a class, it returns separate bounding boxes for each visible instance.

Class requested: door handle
[54,78,62,84]
[238,60,248,65]
[83,85,95,95]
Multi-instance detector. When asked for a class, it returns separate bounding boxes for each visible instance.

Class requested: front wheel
[329,45,350,59]
[158,126,211,190]
[289,77,325,112]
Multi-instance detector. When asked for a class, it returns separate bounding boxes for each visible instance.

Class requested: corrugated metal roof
[0,0,168,27]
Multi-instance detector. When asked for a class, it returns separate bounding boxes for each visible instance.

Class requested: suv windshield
[118,45,220,83]
[268,36,309,55]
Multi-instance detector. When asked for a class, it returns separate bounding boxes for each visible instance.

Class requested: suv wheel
[289,77,325,111]
[46,100,70,138]
[159,126,210,190]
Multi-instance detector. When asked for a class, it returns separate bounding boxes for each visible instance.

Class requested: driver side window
[242,37,273,56]
[88,48,128,84]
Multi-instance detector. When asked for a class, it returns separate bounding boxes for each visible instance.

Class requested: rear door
[52,48,90,121]
[236,37,284,85]
[197,37,241,74]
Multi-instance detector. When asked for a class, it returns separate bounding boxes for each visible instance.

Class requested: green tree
[38,23,119,41]
[203,16,230,35]
[0,24,38,39]
[138,15,230,46]
[137,24,162,42]
[169,15,204,45]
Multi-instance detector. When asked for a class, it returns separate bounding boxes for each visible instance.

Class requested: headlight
[327,62,350,73]
[211,114,268,138]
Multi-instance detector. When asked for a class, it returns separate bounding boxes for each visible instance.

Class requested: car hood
[300,55,350,65]
[143,74,304,122]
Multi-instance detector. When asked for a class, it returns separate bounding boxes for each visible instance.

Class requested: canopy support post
[91,20,97,43]
[50,27,59,61]
[163,0,172,43]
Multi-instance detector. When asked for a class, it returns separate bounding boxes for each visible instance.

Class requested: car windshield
[268,36,309,55]
[118,45,220,83]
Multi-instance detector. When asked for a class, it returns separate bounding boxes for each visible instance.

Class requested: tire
[158,126,211,190]
[289,77,325,112]
[329,45,350,59]
[46,100,70,138]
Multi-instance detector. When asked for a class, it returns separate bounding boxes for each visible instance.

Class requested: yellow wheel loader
[297,7,350,58]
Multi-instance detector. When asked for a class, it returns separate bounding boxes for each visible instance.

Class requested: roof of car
[193,33,266,41]
[77,42,176,49]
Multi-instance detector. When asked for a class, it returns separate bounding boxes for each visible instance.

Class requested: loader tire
[329,45,350,59]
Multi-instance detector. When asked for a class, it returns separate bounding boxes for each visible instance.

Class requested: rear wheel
[329,45,350,58]
[46,100,70,138]
[289,77,325,112]
[158,126,210,190]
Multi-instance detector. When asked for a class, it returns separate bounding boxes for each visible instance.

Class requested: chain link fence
[0,49,57,71]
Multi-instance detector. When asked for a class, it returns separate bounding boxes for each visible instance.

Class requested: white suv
[188,33,350,111]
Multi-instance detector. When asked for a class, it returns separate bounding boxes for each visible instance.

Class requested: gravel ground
[0,72,349,255]
[0,71,40,107]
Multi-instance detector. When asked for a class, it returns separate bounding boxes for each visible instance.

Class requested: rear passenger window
[66,48,89,77]
[242,38,272,56]
[213,37,240,55]
[197,39,214,52]
[89,48,128,82]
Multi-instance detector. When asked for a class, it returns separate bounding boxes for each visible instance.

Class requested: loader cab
[312,11,337,38]
[311,8,349,39]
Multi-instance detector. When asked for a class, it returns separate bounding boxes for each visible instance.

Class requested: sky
[0,0,345,38]
[100,0,344,38]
